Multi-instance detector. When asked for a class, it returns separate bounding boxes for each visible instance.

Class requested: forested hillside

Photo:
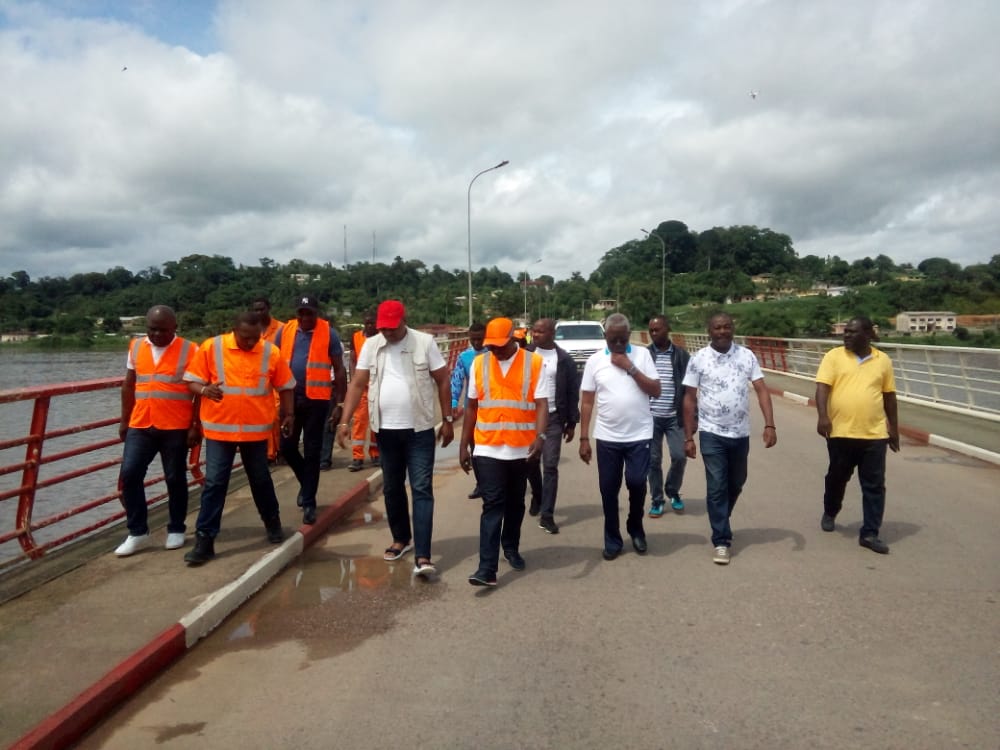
[2,221,998,341]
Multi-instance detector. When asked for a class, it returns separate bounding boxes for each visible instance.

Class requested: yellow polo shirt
[815,346,896,439]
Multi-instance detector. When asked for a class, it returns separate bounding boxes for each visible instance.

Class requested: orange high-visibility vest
[129,336,198,430]
[473,348,543,449]
[188,333,293,442]
[261,317,283,343]
[277,319,333,400]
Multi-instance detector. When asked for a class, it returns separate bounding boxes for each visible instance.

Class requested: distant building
[592,299,617,311]
[896,311,956,334]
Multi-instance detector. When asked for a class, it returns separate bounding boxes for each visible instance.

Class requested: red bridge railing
[0,378,204,570]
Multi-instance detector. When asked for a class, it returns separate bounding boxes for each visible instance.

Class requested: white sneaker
[713,546,730,565]
[164,532,186,550]
[413,560,437,578]
[115,534,152,557]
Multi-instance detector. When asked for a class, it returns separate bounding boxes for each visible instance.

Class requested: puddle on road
[215,546,444,663]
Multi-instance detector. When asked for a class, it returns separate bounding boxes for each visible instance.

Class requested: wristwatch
[444,415,455,423]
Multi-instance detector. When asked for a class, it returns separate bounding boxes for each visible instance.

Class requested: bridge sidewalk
[0,453,384,749]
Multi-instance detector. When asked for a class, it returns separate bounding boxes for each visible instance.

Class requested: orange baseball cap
[483,317,515,346]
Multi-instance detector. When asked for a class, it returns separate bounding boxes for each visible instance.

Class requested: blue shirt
[451,345,486,408]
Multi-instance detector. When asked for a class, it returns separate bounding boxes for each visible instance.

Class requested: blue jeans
[823,438,888,538]
[473,456,528,575]
[195,439,280,538]
[648,415,687,503]
[280,395,328,509]
[699,431,750,547]
[120,426,189,535]
[378,428,436,561]
[596,439,650,553]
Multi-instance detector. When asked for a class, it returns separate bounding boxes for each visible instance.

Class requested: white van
[554,320,606,371]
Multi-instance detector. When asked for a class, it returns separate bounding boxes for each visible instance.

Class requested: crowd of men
[115,298,899,583]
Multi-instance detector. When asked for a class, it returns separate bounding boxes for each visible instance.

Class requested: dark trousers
[649,415,687,502]
[474,456,528,575]
[596,439,650,553]
[378,428,436,561]
[279,395,328,509]
[823,437,888,538]
[120,426,189,535]
[525,416,565,519]
[195,439,280,538]
[699,431,749,547]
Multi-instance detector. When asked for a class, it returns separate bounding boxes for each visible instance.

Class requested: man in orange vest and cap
[273,295,347,525]
[347,309,380,471]
[182,311,295,565]
[115,305,201,556]
[459,317,550,587]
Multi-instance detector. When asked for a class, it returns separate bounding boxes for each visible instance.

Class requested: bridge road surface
[78,395,1000,750]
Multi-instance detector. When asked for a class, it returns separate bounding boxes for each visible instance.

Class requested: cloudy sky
[2,0,998,283]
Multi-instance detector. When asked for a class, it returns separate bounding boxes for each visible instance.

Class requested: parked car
[554,320,606,370]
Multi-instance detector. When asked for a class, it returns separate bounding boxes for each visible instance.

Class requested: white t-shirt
[356,335,446,429]
[580,346,657,442]
[682,343,764,438]
[534,347,559,413]
[126,336,172,369]
[468,350,552,461]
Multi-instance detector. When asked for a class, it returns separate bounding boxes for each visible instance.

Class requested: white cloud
[1,0,998,284]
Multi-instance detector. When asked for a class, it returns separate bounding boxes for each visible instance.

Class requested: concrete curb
[11,473,383,750]
[767,386,1000,466]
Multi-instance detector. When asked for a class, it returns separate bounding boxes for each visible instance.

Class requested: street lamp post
[641,228,667,314]
[467,160,509,326]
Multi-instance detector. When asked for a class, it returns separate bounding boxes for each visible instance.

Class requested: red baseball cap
[376,300,405,329]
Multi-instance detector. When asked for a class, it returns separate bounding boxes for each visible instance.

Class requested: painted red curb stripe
[11,623,186,750]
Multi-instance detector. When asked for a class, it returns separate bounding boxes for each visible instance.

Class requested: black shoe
[265,519,284,544]
[319,462,332,472]
[821,514,836,532]
[528,497,541,517]
[631,536,648,555]
[347,459,364,472]
[602,548,620,561]
[468,570,497,587]
[302,506,317,525]
[504,550,526,571]
[184,533,215,566]
[296,491,303,508]
[467,486,482,499]
[539,516,560,534]
[859,535,889,554]
[370,456,381,467]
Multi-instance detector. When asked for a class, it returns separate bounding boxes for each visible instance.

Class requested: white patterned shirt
[682,344,764,438]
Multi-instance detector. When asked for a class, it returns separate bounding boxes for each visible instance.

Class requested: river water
[0,349,130,564]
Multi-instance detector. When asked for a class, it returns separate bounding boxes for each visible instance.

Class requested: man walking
[115,305,200,556]
[273,295,347,525]
[815,316,899,554]
[579,313,660,560]
[347,310,380,471]
[182,311,295,565]
[337,300,454,578]
[251,296,284,461]
[450,321,487,498]
[682,312,776,565]
[526,317,579,534]
[646,314,690,516]
[459,318,549,586]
